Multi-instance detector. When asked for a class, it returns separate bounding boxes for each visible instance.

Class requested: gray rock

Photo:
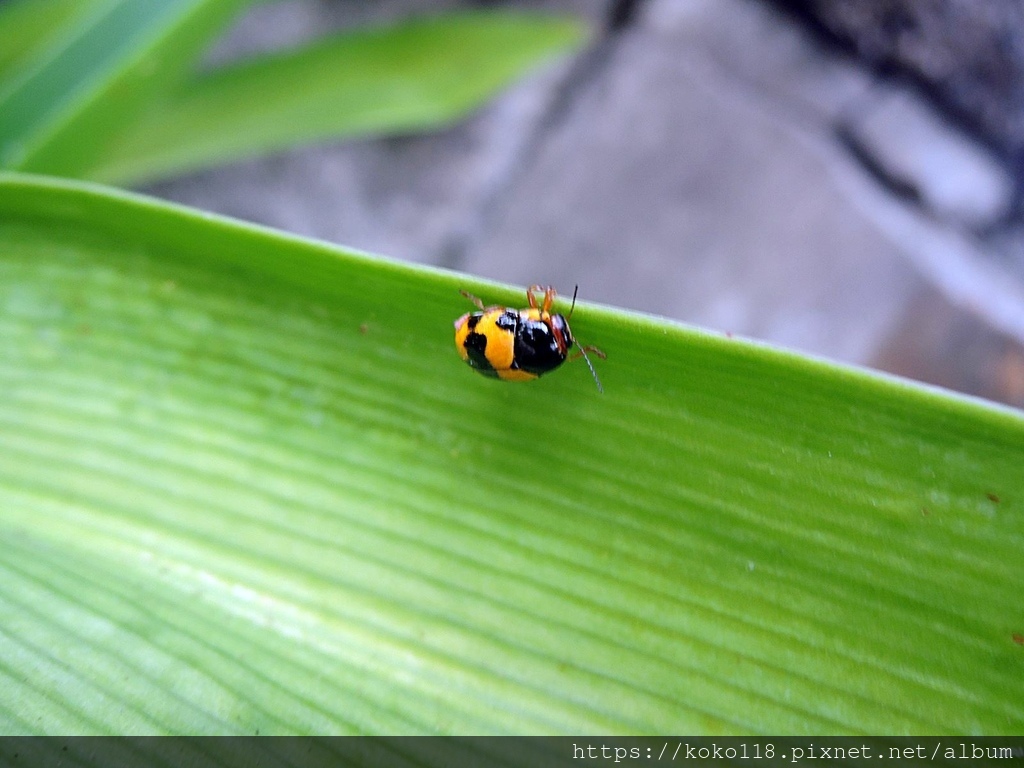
[768,0,1024,165]
[839,84,1013,228]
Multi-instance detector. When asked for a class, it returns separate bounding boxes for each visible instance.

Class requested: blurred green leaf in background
[0,0,587,184]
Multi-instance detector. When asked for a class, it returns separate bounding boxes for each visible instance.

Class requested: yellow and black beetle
[454,285,605,392]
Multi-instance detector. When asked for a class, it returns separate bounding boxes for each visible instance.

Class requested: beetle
[453,284,605,392]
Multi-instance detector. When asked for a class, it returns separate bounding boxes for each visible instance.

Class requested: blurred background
[134,0,1024,409]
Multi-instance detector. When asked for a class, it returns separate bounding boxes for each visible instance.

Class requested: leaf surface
[1,173,1022,735]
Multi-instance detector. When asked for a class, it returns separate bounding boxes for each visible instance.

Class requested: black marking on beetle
[495,309,519,333]
[464,332,497,374]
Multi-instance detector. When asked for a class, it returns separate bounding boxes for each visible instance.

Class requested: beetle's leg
[459,289,485,310]
[542,287,558,314]
[568,344,607,362]
[526,285,546,309]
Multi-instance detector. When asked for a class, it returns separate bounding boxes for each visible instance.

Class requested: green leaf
[0,0,251,178]
[0,3,586,187]
[0,0,103,82]
[87,12,588,186]
[1,172,1022,735]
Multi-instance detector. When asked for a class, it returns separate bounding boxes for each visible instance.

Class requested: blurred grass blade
[1,172,1023,735]
[0,0,104,81]
[87,12,588,186]
[0,0,251,178]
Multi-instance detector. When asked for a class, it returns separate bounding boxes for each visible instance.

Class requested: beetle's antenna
[577,344,604,394]
[565,286,602,392]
